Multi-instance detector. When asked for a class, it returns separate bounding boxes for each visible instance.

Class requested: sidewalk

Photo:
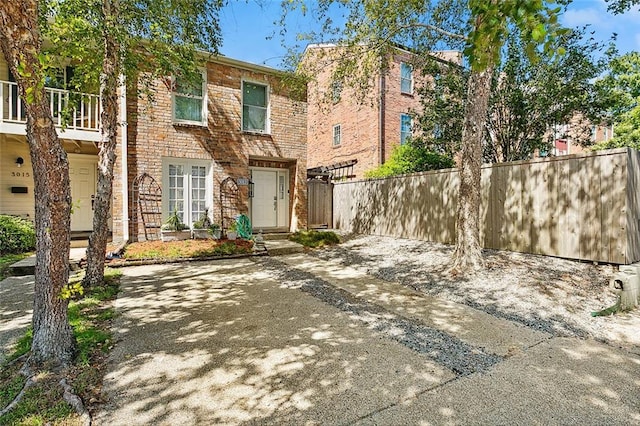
[0,275,34,364]
[7,247,87,276]
[94,254,640,425]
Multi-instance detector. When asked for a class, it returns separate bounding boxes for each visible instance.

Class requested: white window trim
[161,157,213,228]
[171,69,207,126]
[400,62,413,95]
[242,79,270,134]
[400,114,412,145]
[333,124,341,146]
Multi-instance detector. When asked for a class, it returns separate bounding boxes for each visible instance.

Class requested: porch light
[15,157,24,167]
[248,180,254,198]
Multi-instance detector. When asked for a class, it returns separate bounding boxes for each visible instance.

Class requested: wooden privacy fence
[333,148,640,264]
[308,179,333,228]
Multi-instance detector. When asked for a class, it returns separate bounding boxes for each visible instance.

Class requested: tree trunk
[0,1,75,366]
[84,0,121,287]
[450,66,494,274]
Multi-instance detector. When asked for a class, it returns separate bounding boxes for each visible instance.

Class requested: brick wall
[305,47,380,178]
[382,52,424,164]
[118,58,307,241]
[304,46,455,179]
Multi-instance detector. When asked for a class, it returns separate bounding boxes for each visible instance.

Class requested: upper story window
[331,80,342,104]
[400,62,413,94]
[401,114,412,144]
[173,70,206,125]
[333,124,341,146]
[243,81,269,133]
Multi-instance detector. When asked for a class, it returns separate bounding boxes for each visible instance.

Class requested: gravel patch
[256,257,503,376]
[311,234,640,349]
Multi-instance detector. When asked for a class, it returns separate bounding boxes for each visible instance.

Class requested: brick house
[303,44,461,179]
[0,54,308,243]
[548,118,615,156]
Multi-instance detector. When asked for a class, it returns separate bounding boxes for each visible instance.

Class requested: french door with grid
[162,159,212,227]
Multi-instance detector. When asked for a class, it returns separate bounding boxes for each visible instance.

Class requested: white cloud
[562,7,611,29]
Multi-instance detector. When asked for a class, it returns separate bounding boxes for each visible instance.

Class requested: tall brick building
[0,54,308,243]
[303,44,461,179]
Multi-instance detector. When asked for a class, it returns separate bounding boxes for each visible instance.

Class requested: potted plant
[226,220,238,240]
[210,223,222,240]
[160,210,191,242]
[192,209,214,239]
[191,220,211,240]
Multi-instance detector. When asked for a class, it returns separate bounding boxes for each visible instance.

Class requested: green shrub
[364,143,454,178]
[289,230,340,248]
[0,215,35,254]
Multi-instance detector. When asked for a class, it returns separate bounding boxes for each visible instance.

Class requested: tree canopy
[41,0,224,94]
[593,51,640,150]
[40,0,225,288]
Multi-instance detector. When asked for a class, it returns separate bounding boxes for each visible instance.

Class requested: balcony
[0,80,101,142]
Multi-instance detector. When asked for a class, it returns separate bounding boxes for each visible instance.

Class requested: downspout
[119,73,129,243]
[379,73,386,165]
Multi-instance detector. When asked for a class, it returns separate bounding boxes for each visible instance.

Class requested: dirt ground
[313,234,640,352]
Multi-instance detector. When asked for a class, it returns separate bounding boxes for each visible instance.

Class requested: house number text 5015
[11,172,31,178]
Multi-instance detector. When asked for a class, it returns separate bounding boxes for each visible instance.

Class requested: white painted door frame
[68,154,98,231]
[249,167,289,230]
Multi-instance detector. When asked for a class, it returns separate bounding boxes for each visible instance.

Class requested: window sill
[332,144,341,148]
[242,130,271,137]
[173,121,208,129]
[400,91,414,97]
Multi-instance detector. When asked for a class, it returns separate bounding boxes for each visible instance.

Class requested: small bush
[289,230,340,248]
[0,215,35,254]
[364,144,454,178]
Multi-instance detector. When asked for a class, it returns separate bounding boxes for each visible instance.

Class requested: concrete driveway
[95,255,640,425]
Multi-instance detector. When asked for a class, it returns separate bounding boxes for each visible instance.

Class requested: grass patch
[0,373,77,425]
[289,230,340,248]
[0,252,31,281]
[0,268,121,425]
[123,239,253,260]
[0,364,26,410]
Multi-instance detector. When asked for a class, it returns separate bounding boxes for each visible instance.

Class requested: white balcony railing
[0,80,100,134]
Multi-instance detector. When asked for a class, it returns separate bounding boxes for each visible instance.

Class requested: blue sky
[218,0,640,68]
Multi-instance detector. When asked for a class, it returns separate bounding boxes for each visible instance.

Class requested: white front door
[251,168,289,229]
[69,156,97,231]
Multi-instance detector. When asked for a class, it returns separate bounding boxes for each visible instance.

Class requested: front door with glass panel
[250,168,289,229]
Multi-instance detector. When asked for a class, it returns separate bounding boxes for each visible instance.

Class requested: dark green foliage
[593,51,640,151]
[606,0,640,14]
[365,143,455,178]
[0,215,36,254]
[484,28,606,162]
[289,230,340,248]
[162,210,189,231]
[414,56,467,159]
[415,27,607,164]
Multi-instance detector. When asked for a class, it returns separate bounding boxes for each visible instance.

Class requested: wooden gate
[307,179,333,229]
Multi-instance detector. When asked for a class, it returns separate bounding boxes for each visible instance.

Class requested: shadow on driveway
[95,259,454,425]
